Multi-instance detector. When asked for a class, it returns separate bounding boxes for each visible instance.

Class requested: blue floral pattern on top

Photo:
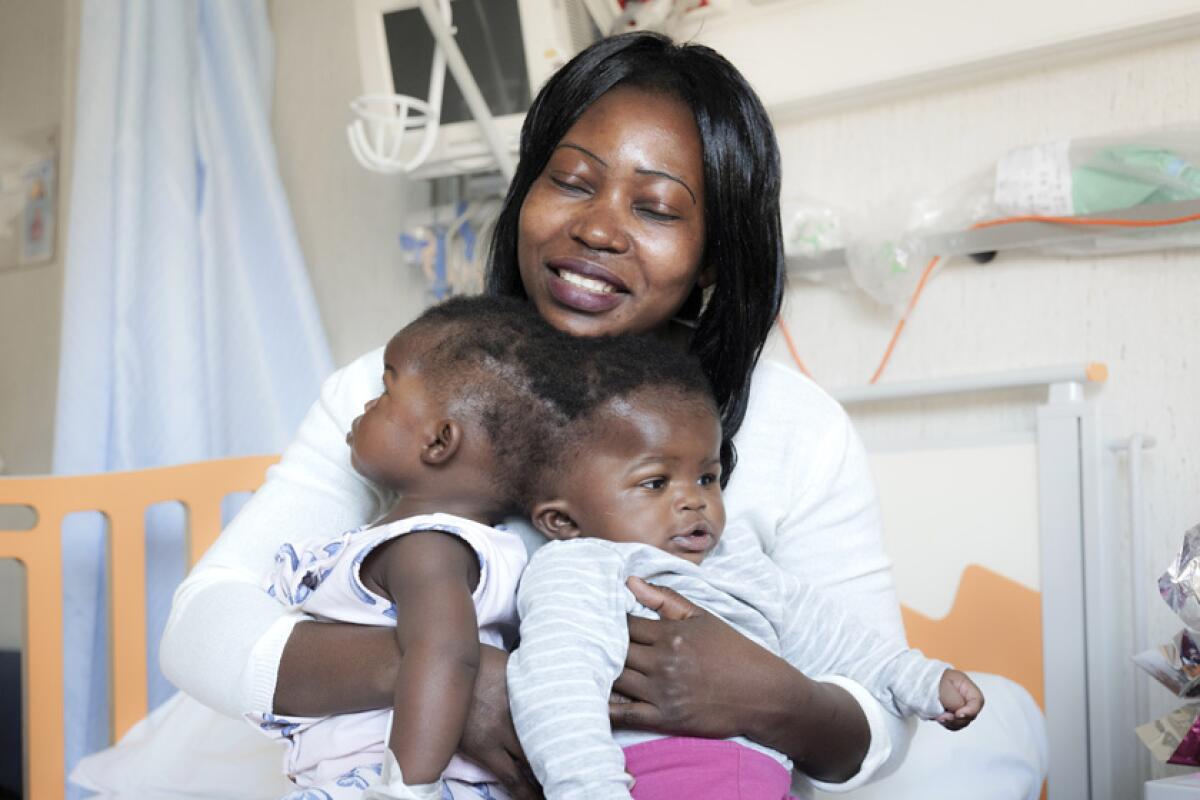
[256,515,515,800]
[279,768,492,800]
[267,529,356,607]
[280,789,334,800]
[257,712,303,739]
[334,762,382,789]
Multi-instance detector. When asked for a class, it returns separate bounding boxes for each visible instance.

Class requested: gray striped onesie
[506,525,949,799]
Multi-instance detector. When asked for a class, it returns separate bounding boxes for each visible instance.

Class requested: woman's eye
[636,206,680,222]
[550,175,589,194]
[639,478,666,490]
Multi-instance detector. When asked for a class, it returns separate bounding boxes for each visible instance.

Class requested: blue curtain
[53,1,333,792]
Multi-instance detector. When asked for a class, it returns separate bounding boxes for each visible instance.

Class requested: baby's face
[551,397,725,564]
[346,332,438,487]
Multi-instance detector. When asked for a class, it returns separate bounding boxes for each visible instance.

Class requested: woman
[162,32,1040,799]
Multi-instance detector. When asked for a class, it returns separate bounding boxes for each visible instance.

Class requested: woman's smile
[546,257,629,311]
[517,85,708,337]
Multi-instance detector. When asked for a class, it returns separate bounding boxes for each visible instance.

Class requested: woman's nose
[569,195,630,253]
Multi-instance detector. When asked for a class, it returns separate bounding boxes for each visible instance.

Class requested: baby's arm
[772,564,961,723]
[507,541,635,800]
[363,530,482,787]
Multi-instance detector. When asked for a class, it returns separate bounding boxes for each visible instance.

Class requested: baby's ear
[530,501,580,541]
[420,419,462,465]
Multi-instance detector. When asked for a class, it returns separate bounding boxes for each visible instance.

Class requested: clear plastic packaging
[807,127,1200,305]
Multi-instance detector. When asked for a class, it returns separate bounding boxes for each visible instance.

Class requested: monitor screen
[383,0,532,126]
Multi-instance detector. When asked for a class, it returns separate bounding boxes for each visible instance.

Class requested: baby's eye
[639,477,666,490]
[699,473,718,487]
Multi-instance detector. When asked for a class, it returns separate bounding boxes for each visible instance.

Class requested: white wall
[269,0,431,369]
[0,0,71,476]
[0,0,75,651]
[766,36,1200,777]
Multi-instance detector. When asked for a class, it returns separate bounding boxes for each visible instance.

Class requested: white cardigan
[160,348,911,793]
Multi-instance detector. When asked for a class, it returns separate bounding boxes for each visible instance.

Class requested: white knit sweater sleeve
[507,541,635,800]
[727,360,914,790]
[160,347,387,717]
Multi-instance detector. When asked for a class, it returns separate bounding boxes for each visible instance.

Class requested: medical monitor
[354,0,600,178]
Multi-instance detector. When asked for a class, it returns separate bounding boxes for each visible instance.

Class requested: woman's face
[517,85,708,337]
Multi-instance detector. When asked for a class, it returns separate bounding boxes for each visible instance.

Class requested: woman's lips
[545,259,628,313]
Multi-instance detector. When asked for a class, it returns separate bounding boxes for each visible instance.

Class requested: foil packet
[1134,629,1200,696]
[1137,704,1200,765]
[1160,524,1200,629]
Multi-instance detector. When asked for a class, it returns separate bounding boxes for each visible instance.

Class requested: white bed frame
[831,364,1135,800]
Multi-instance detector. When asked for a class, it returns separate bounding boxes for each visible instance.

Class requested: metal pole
[830,362,1107,405]
[416,0,517,181]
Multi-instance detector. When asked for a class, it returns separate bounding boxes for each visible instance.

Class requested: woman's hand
[611,577,871,783]
[608,576,767,739]
[458,645,543,800]
[276,625,541,798]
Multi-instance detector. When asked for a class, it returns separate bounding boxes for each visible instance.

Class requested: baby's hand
[935,669,984,730]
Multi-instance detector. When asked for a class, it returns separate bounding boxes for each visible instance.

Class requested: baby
[505,333,985,800]
[252,295,563,800]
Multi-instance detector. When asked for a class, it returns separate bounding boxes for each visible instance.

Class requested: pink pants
[623,737,796,800]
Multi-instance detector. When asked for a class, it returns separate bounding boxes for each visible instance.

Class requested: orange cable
[869,255,940,384]
[778,210,1200,385]
[970,210,1200,230]
[775,314,812,378]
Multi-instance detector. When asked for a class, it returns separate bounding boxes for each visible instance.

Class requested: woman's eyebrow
[557,142,607,166]
[555,143,696,204]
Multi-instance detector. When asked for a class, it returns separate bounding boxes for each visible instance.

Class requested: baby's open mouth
[670,528,713,553]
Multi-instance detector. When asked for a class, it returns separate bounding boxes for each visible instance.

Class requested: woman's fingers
[611,665,654,703]
[608,698,663,732]
[627,614,662,646]
[478,747,543,800]
[623,636,660,672]
[626,576,703,620]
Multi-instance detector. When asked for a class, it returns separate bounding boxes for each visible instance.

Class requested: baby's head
[525,335,727,564]
[347,295,559,518]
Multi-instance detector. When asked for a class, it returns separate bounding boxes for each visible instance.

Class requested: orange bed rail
[0,455,278,800]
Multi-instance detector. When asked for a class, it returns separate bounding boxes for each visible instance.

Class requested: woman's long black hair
[485,32,785,479]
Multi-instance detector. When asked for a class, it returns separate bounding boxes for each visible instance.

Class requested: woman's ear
[420,419,462,465]
[697,264,717,290]
[530,500,581,541]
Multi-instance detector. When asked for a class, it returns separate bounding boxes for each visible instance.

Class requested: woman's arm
[161,347,387,717]
[749,364,914,788]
